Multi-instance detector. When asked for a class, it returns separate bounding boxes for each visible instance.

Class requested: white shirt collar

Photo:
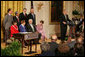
[21,24,24,27]
[30,24,32,25]
[16,16,19,18]
[23,12,26,15]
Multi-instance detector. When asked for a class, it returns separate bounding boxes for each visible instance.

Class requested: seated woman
[10,21,19,37]
[36,20,46,41]
[19,20,26,32]
[19,20,27,47]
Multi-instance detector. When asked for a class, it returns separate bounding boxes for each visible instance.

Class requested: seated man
[48,34,58,56]
[26,19,41,44]
[26,19,36,32]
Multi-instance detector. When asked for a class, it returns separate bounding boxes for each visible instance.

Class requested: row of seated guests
[35,34,84,56]
[13,11,46,40]
[10,19,46,46]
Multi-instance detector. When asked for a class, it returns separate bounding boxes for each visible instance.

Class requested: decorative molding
[37,2,43,12]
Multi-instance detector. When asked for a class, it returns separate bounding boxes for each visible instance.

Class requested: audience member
[74,43,84,56]
[48,34,58,56]
[40,42,53,56]
[55,43,74,56]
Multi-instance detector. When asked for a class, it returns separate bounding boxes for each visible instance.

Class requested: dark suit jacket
[13,16,20,27]
[26,24,36,32]
[3,14,13,30]
[19,12,28,24]
[76,19,84,32]
[19,24,27,32]
[60,14,71,27]
[48,42,58,56]
[28,13,36,25]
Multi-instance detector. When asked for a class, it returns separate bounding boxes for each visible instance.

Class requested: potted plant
[72,10,80,18]
[1,41,22,56]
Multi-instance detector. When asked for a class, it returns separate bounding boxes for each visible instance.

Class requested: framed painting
[49,1,64,25]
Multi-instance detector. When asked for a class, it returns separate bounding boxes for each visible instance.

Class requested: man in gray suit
[3,8,13,42]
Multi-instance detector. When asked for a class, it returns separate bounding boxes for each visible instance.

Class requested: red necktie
[24,13,26,17]
[17,18,19,22]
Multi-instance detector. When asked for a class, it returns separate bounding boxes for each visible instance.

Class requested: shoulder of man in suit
[19,12,23,15]
[5,14,8,17]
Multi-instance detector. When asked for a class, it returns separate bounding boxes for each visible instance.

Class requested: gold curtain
[1,1,23,40]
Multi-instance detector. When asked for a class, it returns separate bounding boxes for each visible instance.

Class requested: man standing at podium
[60,9,71,41]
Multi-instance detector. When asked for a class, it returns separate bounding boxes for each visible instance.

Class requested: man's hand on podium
[63,21,66,24]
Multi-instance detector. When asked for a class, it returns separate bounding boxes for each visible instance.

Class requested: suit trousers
[4,29,10,42]
[61,25,67,41]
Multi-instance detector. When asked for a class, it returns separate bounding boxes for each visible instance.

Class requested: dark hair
[74,43,84,55]
[40,20,44,24]
[12,21,17,25]
[23,8,27,10]
[15,11,18,15]
[7,8,11,13]
[21,20,25,24]
[58,43,70,53]
[40,42,50,52]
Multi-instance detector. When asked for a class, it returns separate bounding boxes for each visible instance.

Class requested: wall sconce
[37,2,43,12]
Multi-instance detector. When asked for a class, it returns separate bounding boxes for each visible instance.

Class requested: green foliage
[65,37,68,41]
[1,41,22,56]
[72,10,80,15]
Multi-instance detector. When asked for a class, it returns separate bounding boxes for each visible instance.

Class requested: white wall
[23,1,31,14]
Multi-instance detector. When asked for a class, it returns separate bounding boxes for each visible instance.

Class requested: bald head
[51,34,57,42]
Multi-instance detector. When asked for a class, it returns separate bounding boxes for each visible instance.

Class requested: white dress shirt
[30,24,35,32]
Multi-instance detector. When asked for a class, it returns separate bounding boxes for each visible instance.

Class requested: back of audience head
[51,34,57,42]
[58,43,70,53]
[40,41,50,52]
[74,43,84,54]
[76,37,83,44]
